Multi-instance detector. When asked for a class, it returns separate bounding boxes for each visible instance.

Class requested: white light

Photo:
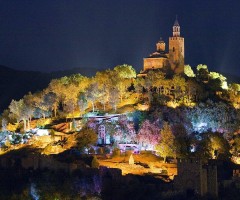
[30,183,40,200]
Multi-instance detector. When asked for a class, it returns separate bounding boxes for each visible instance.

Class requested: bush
[89,147,95,154]
[112,148,121,157]
[125,150,133,157]
[91,156,100,168]
[97,147,104,154]
[50,129,55,140]
[103,146,110,154]
[140,150,152,155]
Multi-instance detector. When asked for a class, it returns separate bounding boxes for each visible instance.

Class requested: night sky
[0,0,240,75]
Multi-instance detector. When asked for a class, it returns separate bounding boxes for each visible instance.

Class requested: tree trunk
[148,90,152,104]
[27,119,30,130]
[23,119,26,132]
[92,102,95,112]
[103,103,106,111]
[54,107,57,118]
[28,117,32,130]
[120,94,123,102]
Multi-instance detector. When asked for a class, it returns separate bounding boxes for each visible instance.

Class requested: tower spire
[173,15,180,37]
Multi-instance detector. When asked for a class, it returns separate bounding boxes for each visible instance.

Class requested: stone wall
[143,57,169,71]
[174,159,218,197]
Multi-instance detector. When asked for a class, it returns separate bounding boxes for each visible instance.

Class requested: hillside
[0,65,97,112]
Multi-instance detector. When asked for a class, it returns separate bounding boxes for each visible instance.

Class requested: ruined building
[174,159,218,197]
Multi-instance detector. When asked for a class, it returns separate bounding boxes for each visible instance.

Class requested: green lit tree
[184,65,195,77]
[155,122,176,162]
[76,128,98,151]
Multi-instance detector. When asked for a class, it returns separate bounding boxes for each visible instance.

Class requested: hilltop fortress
[141,17,184,75]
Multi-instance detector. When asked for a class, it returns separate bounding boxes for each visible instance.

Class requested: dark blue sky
[0,0,239,75]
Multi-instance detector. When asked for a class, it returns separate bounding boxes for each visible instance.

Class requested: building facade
[142,17,184,74]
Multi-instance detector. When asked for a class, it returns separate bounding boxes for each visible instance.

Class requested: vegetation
[1,63,240,199]
[1,63,240,163]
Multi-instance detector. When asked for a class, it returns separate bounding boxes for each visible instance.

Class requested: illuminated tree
[228,84,240,108]
[32,92,51,119]
[98,86,110,111]
[155,122,176,162]
[62,84,80,118]
[210,132,230,159]
[76,128,97,150]
[1,118,7,131]
[134,77,144,95]
[196,64,209,82]
[47,74,89,115]
[172,124,191,158]
[172,74,186,101]
[86,82,101,112]
[48,79,66,110]
[231,134,240,157]
[40,92,59,117]
[113,65,136,102]
[114,64,136,79]
[8,99,31,131]
[184,65,195,77]
[78,92,88,116]
[23,92,36,127]
[137,120,160,150]
[95,69,114,110]
[64,99,77,119]
[184,100,239,133]
[209,72,228,89]
[195,131,230,160]
[196,64,208,71]
[207,77,222,92]
[109,87,120,111]
[91,156,100,168]
[185,79,204,102]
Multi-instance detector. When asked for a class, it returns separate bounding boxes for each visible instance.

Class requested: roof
[158,37,165,43]
[174,17,180,27]
[148,51,168,58]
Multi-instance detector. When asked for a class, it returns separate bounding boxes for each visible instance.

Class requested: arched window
[173,47,175,52]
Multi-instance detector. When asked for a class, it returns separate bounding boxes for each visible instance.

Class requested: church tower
[169,17,184,73]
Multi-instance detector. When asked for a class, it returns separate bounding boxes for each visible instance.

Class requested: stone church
[141,17,184,75]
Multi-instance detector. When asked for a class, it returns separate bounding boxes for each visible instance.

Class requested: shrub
[112,148,121,157]
[140,150,152,155]
[89,147,95,154]
[103,146,110,154]
[97,147,104,154]
[91,156,100,168]
[125,150,133,157]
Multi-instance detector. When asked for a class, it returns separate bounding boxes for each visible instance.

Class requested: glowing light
[166,101,179,108]
[30,183,40,200]
[35,129,49,136]
[190,144,196,152]
[192,121,208,132]
[136,103,149,111]
[232,156,240,164]
[221,81,228,90]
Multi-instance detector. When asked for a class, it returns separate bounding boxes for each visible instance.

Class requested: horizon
[0,1,239,75]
